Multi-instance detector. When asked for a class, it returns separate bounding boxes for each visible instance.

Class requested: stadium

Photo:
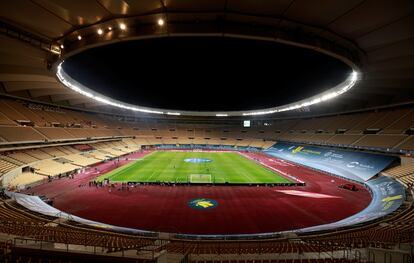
[0,1,413,263]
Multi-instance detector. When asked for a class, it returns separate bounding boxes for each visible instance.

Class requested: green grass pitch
[97,151,292,184]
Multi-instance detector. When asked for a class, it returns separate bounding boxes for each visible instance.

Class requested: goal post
[189,174,212,184]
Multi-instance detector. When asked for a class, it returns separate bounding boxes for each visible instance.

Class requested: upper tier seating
[0,126,46,142]
[36,127,76,140]
[353,134,408,149]
[0,98,413,151]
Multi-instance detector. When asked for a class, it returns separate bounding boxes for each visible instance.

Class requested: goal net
[189,174,212,183]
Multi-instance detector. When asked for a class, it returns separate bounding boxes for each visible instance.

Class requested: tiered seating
[0,138,138,180]
[61,145,80,154]
[40,147,67,157]
[326,135,363,145]
[24,148,53,159]
[382,109,414,134]
[3,100,47,126]
[249,139,267,148]
[306,205,414,246]
[1,97,413,151]
[146,136,163,145]
[0,111,16,126]
[36,127,75,140]
[168,241,332,255]
[106,147,128,155]
[353,135,407,148]
[97,149,116,158]
[306,134,335,144]
[66,128,94,138]
[232,138,245,147]
[64,154,100,166]
[0,126,46,142]
[262,140,276,149]
[89,150,113,160]
[8,172,47,187]
[0,155,25,166]
[72,144,94,151]
[33,159,80,176]
[398,174,414,186]
[0,203,38,222]
[0,200,160,254]
[2,248,156,263]
[122,138,143,150]
[168,206,414,256]
[383,163,414,178]
[368,109,411,131]
[6,152,39,164]
[399,136,414,151]
[0,100,28,122]
[0,159,17,174]
[189,259,366,263]
[347,111,386,134]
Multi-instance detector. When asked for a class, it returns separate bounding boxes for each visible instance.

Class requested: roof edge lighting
[242,71,359,116]
[56,61,359,117]
[167,112,181,116]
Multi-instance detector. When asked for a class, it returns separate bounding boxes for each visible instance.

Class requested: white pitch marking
[275,190,341,199]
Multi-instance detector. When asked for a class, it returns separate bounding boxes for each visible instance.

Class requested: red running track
[24,151,371,235]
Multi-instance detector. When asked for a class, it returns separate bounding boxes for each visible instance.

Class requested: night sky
[63,37,351,111]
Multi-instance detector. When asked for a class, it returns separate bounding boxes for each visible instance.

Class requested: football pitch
[97,151,292,184]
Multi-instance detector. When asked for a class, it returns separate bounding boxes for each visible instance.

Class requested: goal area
[189,174,212,183]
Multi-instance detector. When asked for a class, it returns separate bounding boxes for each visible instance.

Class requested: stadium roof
[1,0,414,118]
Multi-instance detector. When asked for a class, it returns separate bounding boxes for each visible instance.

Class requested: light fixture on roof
[158,18,165,26]
[60,44,64,49]
[97,28,103,35]
[119,23,126,30]
[108,26,112,31]
[77,35,82,40]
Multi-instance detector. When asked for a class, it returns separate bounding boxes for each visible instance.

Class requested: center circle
[188,198,218,210]
[184,158,212,163]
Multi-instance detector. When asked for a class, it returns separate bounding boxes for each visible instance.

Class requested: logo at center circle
[184,158,212,163]
[188,198,218,210]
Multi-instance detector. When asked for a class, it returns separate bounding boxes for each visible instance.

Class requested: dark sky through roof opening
[63,37,351,111]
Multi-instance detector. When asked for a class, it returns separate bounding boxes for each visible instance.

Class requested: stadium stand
[0,190,410,263]
[0,126,46,143]
[32,159,80,177]
[0,98,413,155]
[353,135,408,149]
[2,98,414,262]
[0,98,412,262]
[8,172,47,188]
[64,154,100,166]
[2,1,414,262]
[0,194,164,262]
[0,159,17,175]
